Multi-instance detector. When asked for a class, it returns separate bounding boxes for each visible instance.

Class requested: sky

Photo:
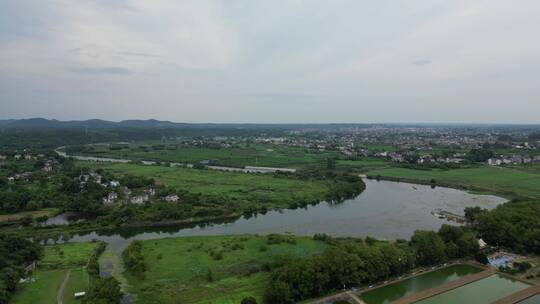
[1,0,540,124]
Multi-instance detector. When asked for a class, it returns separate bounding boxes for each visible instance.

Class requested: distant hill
[1,118,186,129]
[1,118,538,130]
[0,118,373,130]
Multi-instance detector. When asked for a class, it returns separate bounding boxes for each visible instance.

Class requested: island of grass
[367,166,540,199]
[11,242,100,304]
[122,235,329,304]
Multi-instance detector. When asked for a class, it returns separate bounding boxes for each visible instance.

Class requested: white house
[103,192,118,204]
[130,195,148,204]
[487,158,502,166]
[162,194,179,202]
[109,180,120,187]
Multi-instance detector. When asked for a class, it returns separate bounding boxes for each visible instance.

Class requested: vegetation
[9,241,101,304]
[80,162,364,226]
[265,226,479,304]
[71,142,341,170]
[122,235,328,304]
[367,166,540,199]
[0,234,42,304]
[122,241,146,278]
[472,201,540,254]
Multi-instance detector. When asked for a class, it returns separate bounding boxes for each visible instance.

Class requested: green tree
[411,230,447,266]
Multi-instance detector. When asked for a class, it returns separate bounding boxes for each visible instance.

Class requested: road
[57,269,71,304]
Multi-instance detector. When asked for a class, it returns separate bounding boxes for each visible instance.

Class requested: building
[109,180,120,187]
[162,194,179,202]
[130,195,148,204]
[144,187,155,196]
[488,158,502,166]
[103,192,118,204]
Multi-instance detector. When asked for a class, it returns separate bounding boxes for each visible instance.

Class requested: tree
[86,277,122,304]
[411,230,447,266]
[464,206,487,224]
[241,296,258,304]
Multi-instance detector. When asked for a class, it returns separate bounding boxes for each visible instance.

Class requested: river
[42,178,506,300]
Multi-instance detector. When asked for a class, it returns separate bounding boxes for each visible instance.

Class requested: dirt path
[57,269,71,304]
[347,291,366,304]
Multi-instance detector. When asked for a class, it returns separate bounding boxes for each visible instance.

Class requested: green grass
[124,235,328,304]
[62,268,90,304]
[41,242,100,269]
[12,242,99,304]
[81,162,331,205]
[367,166,540,199]
[336,158,391,173]
[79,143,340,169]
[11,269,66,304]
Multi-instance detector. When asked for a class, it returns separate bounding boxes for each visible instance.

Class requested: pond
[360,264,482,304]
[519,293,540,304]
[416,274,531,304]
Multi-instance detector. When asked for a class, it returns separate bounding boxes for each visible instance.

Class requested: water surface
[360,264,482,304]
[416,274,531,304]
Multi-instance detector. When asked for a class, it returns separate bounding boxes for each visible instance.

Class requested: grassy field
[124,235,328,304]
[0,208,58,223]
[367,166,540,199]
[41,241,102,269]
[12,242,99,304]
[81,162,331,205]
[78,143,340,169]
[336,158,391,173]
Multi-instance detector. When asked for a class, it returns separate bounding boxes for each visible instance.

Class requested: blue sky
[1,0,539,123]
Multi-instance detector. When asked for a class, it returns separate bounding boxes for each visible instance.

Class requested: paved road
[57,269,71,304]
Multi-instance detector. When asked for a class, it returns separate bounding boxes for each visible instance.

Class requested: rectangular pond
[360,264,482,304]
[519,293,540,304]
[416,274,531,304]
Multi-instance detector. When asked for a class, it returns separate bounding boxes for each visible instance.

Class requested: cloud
[70,67,131,75]
[412,59,432,66]
[1,0,540,123]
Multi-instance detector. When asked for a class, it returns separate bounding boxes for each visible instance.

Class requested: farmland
[123,235,328,304]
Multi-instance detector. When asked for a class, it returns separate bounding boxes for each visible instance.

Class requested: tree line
[263,225,479,304]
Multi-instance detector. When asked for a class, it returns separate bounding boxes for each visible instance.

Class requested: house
[7,176,15,183]
[103,192,118,204]
[14,154,22,160]
[109,180,120,187]
[162,194,179,202]
[24,154,33,160]
[42,162,53,172]
[487,158,502,166]
[144,187,155,196]
[121,186,131,197]
[478,238,487,249]
[130,195,148,204]
[14,172,32,181]
[0,155,6,161]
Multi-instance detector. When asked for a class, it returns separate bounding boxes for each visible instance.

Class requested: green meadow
[124,235,328,304]
[11,242,99,304]
[78,143,340,169]
[367,166,540,199]
[82,162,332,206]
